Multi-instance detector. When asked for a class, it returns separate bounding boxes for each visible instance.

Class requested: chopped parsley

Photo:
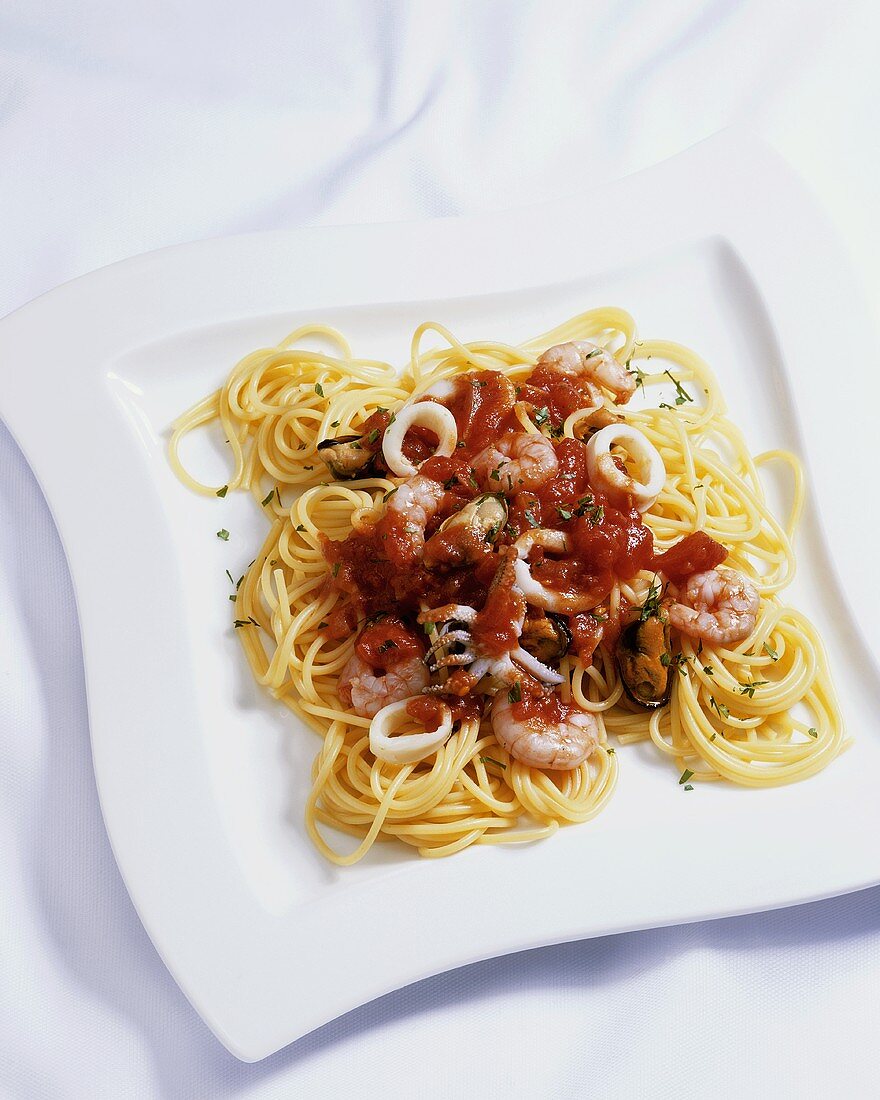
[709,696,730,719]
[508,681,522,704]
[679,769,694,785]
[228,594,236,602]
[382,487,398,503]
[556,506,573,521]
[314,382,324,397]
[640,577,663,621]
[423,621,436,635]
[367,428,379,444]
[808,727,818,739]
[295,524,306,532]
[233,617,259,628]
[332,562,340,577]
[684,784,694,791]
[479,756,507,770]
[468,470,479,490]
[261,488,276,507]
[763,642,780,661]
[738,680,769,698]
[663,369,693,406]
[216,485,228,498]
[216,529,230,541]
[225,569,234,585]
[702,665,715,677]
[533,406,550,427]
[330,419,340,428]
[524,508,540,529]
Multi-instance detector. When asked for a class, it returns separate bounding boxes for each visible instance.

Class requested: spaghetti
[169,308,844,863]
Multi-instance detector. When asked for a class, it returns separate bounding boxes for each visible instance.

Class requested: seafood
[381,399,458,478]
[616,614,671,708]
[369,699,453,764]
[490,691,599,770]
[537,340,636,404]
[667,567,759,646]
[512,529,602,614]
[520,612,572,666]
[473,431,559,492]
[423,494,507,570]
[338,651,430,718]
[586,423,665,512]
[382,474,445,562]
[317,434,376,479]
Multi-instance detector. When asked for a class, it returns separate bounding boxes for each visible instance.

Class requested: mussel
[316,435,376,480]
[424,495,508,570]
[615,614,671,708]
[520,612,572,666]
[438,494,508,540]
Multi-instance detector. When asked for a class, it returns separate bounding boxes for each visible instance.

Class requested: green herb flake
[556,506,573,521]
[368,428,379,444]
[423,621,436,635]
[738,680,769,698]
[640,577,663,621]
[508,681,522,704]
[763,642,780,661]
[660,652,671,668]
[808,727,818,739]
[228,594,236,602]
[702,665,715,676]
[332,562,340,577]
[216,529,230,541]
[382,487,398,503]
[709,696,730,719]
[225,569,234,585]
[468,471,479,490]
[679,769,694,785]
[295,524,306,532]
[314,382,324,397]
[533,406,550,427]
[216,485,228,498]
[261,488,276,507]
[479,755,507,770]
[524,509,540,529]
[663,369,693,406]
[330,419,340,428]
[684,784,694,791]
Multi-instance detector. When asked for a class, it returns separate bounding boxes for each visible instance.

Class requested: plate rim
[2,128,879,1061]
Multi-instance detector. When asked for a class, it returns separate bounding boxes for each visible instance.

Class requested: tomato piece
[653,532,727,581]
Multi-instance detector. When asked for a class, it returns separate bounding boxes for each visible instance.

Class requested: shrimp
[537,340,636,404]
[490,691,599,770]
[380,473,445,564]
[667,567,759,646]
[473,431,559,491]
[338,651,430,718]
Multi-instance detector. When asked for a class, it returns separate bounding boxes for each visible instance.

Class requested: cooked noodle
[169,308,844,863]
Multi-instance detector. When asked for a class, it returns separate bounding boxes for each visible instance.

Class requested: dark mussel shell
[316,435,375,480]
[615,615,671,709]
[520,612,572,666]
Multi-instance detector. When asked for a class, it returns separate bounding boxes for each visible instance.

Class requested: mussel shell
[520,611,572,665]
[316,435,375,480]
[615,615,671,709]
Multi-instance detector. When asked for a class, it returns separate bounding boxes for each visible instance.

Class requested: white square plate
[2,131,879,1061]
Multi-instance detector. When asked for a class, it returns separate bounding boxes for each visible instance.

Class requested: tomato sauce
[322,361,672,715]
[406,693,482,731]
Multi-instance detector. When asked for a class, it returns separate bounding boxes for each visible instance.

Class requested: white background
[2,2,879,1096]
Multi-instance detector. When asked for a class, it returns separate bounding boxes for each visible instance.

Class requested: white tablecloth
[2,3,879,1096]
